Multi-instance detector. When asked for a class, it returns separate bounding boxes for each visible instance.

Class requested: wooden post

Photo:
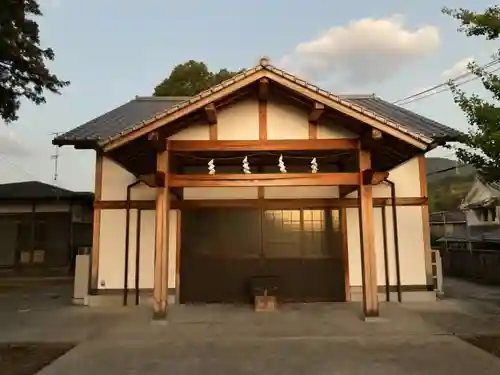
[418,155,433,286]
[90,152,103,291]
[153,146,169,319]
[359,148,379,317]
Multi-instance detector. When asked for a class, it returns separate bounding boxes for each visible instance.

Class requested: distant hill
[425,157,476,212]
[426,157,476,183]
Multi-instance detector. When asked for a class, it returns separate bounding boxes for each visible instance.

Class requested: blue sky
[0,0,497,191]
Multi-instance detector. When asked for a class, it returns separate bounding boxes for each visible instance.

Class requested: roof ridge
[340,94,377,99]
[135,96,192,101]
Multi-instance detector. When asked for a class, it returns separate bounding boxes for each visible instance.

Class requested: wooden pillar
[90,151,103,291]
[153,146,170,319]
[418,155,433,286]
[359,148,379,317]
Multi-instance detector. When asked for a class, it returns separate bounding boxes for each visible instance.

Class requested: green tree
[0,0,69,123]
[443,6,500,182]
[154,60,239,97]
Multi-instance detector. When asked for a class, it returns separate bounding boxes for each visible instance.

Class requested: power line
[397,66,500,106]
[393,58,500,106]
[426,163,471,176]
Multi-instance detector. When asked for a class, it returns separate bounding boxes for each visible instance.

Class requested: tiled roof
[0,181,93,201]
[53,62,462,148]
[53,97,188,145]
[342,96,461,141]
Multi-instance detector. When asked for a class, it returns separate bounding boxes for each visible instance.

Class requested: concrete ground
[2,278,500,374]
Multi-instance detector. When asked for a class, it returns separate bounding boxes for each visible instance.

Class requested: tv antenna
[49,132,61,183]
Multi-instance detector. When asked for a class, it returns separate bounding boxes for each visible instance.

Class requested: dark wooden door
[180,208,345,303]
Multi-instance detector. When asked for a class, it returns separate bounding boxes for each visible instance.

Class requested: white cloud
[440,56,474,80]
[0,125,30,157]
[280,15,440,86]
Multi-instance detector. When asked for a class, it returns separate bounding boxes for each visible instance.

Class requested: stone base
[254,295,277,312]
[152,310,168,321]
[82,288,177,307]
[363,316,389,323]
[85,293,153,307]
[71,297,88,306]
[349,287,436,303]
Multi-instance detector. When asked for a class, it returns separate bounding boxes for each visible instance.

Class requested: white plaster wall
[317,117,358,139]
[347,205,426,287]
[184,187,258,200]
[267,97,309,139]
[168,119,210,140]
[97,208,177,290]
[346,157,422,199]
[217,98,259,140]
[98,209,126,289]
[465,207,500,226]
[465,210,480,226]
[264,186,339,199]
[101,157,155,201]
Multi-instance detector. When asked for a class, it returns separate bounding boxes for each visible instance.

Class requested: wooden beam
[258,78,269,100]
[169,196,427,209]
[259,94,267,141]
[169,139,358,152]
[359,148,379,317]
[419,155,433,286]
[309,121,318,139]
[169,172,359,188]
[204,103,217,125]
[372,128,383,140]
[372,171,389,185]
[94,200,156,209]
[91,196,428,211]
[153,149,169,319]
[148,131,166,153]
[90,151,103,291]
[309,102,325,122]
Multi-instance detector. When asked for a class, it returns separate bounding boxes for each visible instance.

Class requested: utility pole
[49,132,61,183]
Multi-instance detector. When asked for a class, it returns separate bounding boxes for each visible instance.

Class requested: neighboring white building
[460,177,500,226]
[53,59,460,319]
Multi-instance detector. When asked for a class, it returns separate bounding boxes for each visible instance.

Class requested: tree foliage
[0,0,69,123]
[442,6,500,182]
[153,60,239,97]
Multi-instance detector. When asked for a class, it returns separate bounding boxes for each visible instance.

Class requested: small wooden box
[20,251,31,264]
[33,249,45,264]
[254,295,277,312]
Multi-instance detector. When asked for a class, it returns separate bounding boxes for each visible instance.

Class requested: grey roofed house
[53,65,461,149]
[0,181,93,270]
[430,211,467,224]
[437,224,500,244]
[0,181,93,201]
